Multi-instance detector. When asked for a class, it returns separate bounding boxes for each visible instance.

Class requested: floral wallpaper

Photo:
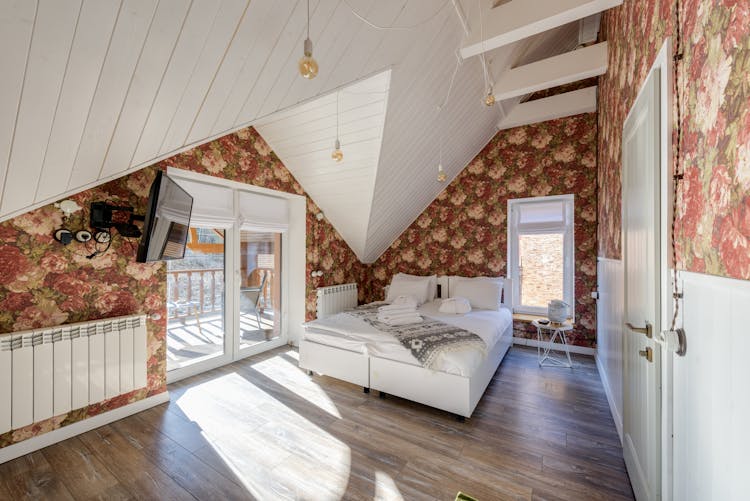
[158,127,368,315]
[363,114,599,348]
[598,0,750,281]
[0,126,364,449]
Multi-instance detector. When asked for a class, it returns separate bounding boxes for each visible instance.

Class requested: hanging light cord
[670,0,684,331]
[438,57,462,111]
[343,0,451,31]
[336,90,340,141]
[306,0,310,39]
[478,0,490,90]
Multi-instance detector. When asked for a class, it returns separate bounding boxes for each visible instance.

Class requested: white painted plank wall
[209,0,298,136]
[185,0,277,145]
[35,0,120,202]
[673,271,750,501]
[595,257,624,439]
[159,0,250,156]
[236,0,326,125]
[99,0,192,180]
[66,0,158,190]
[131,0,222,167]
[0,0,81,216]
[0,0,37,204]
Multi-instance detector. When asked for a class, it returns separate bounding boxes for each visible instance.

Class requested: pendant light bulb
[298,0,317,79]
[331,138,343,163]
[299,38,318,79]
[484,87,496,107]
[437,163,447,182]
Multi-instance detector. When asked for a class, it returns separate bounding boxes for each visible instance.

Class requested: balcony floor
[167,311,279,370]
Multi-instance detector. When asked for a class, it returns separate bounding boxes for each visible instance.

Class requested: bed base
[369,325,512,418]
[299,324,512,419]
[299,339,369,388]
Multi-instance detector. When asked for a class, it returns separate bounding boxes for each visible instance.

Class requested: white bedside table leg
[560,329,573,367]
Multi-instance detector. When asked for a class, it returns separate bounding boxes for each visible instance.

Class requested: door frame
[620,38,674,500]
[232,221,290,361]
[166,224,234,384]
[165,167,307,383]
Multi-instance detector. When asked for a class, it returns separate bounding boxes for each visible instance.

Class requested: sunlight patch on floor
[251,354,341,419]
[175,372,350,500]
[375,470,405,500]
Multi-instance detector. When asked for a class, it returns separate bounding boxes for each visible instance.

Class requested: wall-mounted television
[135,171,193,263]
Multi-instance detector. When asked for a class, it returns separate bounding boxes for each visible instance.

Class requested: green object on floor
[455,492,478,501]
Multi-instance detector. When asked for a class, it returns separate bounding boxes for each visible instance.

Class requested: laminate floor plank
[76,425,197,501]
[39,436,130,500]
[0,346,633,500]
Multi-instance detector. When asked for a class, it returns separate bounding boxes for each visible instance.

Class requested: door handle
[639,346,653,363]
[626,321,653,339]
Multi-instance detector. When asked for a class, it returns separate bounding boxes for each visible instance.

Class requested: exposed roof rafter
[492,42,607,101]
[497,86,597,130]
[460,0,621,59]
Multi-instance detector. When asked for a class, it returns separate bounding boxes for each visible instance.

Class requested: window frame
[507,194,575,317]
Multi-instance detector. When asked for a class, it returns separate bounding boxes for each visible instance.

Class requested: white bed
[299,276,513,418]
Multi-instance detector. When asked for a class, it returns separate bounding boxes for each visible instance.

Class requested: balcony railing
[166,268,276,320]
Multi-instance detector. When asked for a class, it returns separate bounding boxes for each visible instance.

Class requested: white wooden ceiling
[254,70,390,260]
[0,0,613,263]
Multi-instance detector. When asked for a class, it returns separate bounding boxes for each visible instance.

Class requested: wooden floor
[0,346,634,500]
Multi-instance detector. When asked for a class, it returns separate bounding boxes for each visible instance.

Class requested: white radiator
[0,314,148,434]
[316,283,358,319]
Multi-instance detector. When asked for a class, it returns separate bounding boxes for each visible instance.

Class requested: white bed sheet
[303,301,513,377]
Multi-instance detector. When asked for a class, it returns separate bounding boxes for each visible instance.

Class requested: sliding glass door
[165,170,293,382]
[166,227,228,375]
[237,230,284,357]
[166,225,287,381]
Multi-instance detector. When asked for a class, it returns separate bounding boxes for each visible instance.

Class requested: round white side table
[532,319,573,368]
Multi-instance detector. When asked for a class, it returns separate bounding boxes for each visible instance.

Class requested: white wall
[595,257,624,440]
[596,263,750,499]
[671,271,750,500]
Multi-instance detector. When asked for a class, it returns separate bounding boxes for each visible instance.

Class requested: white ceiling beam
[460,0,621,59]
[492,42,607,101]
[497,86,597,130]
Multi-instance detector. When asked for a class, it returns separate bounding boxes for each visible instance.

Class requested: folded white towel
[378,314,423,326]
[378,310,422,320]
[391,294,419,308]
[378,303,417,314]
[438,297,472,314]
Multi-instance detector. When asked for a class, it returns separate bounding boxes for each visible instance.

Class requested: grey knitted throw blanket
[346,304,486,369]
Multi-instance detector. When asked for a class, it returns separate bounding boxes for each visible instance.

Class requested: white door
[622,68,662,500]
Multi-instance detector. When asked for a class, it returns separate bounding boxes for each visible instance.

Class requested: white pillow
[386,278,430,305]
[395,273,438,300]
[438,297,472,314]
[450,278,503,310]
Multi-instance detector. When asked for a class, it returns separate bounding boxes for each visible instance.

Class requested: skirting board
[595,354,624,442]
[513,337,596,356]
[0,391,170,464]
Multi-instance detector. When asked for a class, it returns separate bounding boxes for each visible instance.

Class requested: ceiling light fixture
[485,86,496,107]
[437,162,447,183]
[298,0,318,79]
[331,91,343,162]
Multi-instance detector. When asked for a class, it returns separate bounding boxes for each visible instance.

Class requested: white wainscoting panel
[672,271,750,501]
[595,257,624,440]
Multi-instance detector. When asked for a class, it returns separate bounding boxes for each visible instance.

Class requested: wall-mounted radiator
[316,283,358,319]
[0,314,148,435]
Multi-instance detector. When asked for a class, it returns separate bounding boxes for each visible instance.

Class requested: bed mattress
[302,301,513,377]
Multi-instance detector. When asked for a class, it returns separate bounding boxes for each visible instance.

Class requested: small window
[507,195,574,317]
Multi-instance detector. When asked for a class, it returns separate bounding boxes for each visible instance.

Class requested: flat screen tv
[136,171,193,263]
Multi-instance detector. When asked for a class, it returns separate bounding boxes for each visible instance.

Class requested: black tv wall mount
[89,202,145,238]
